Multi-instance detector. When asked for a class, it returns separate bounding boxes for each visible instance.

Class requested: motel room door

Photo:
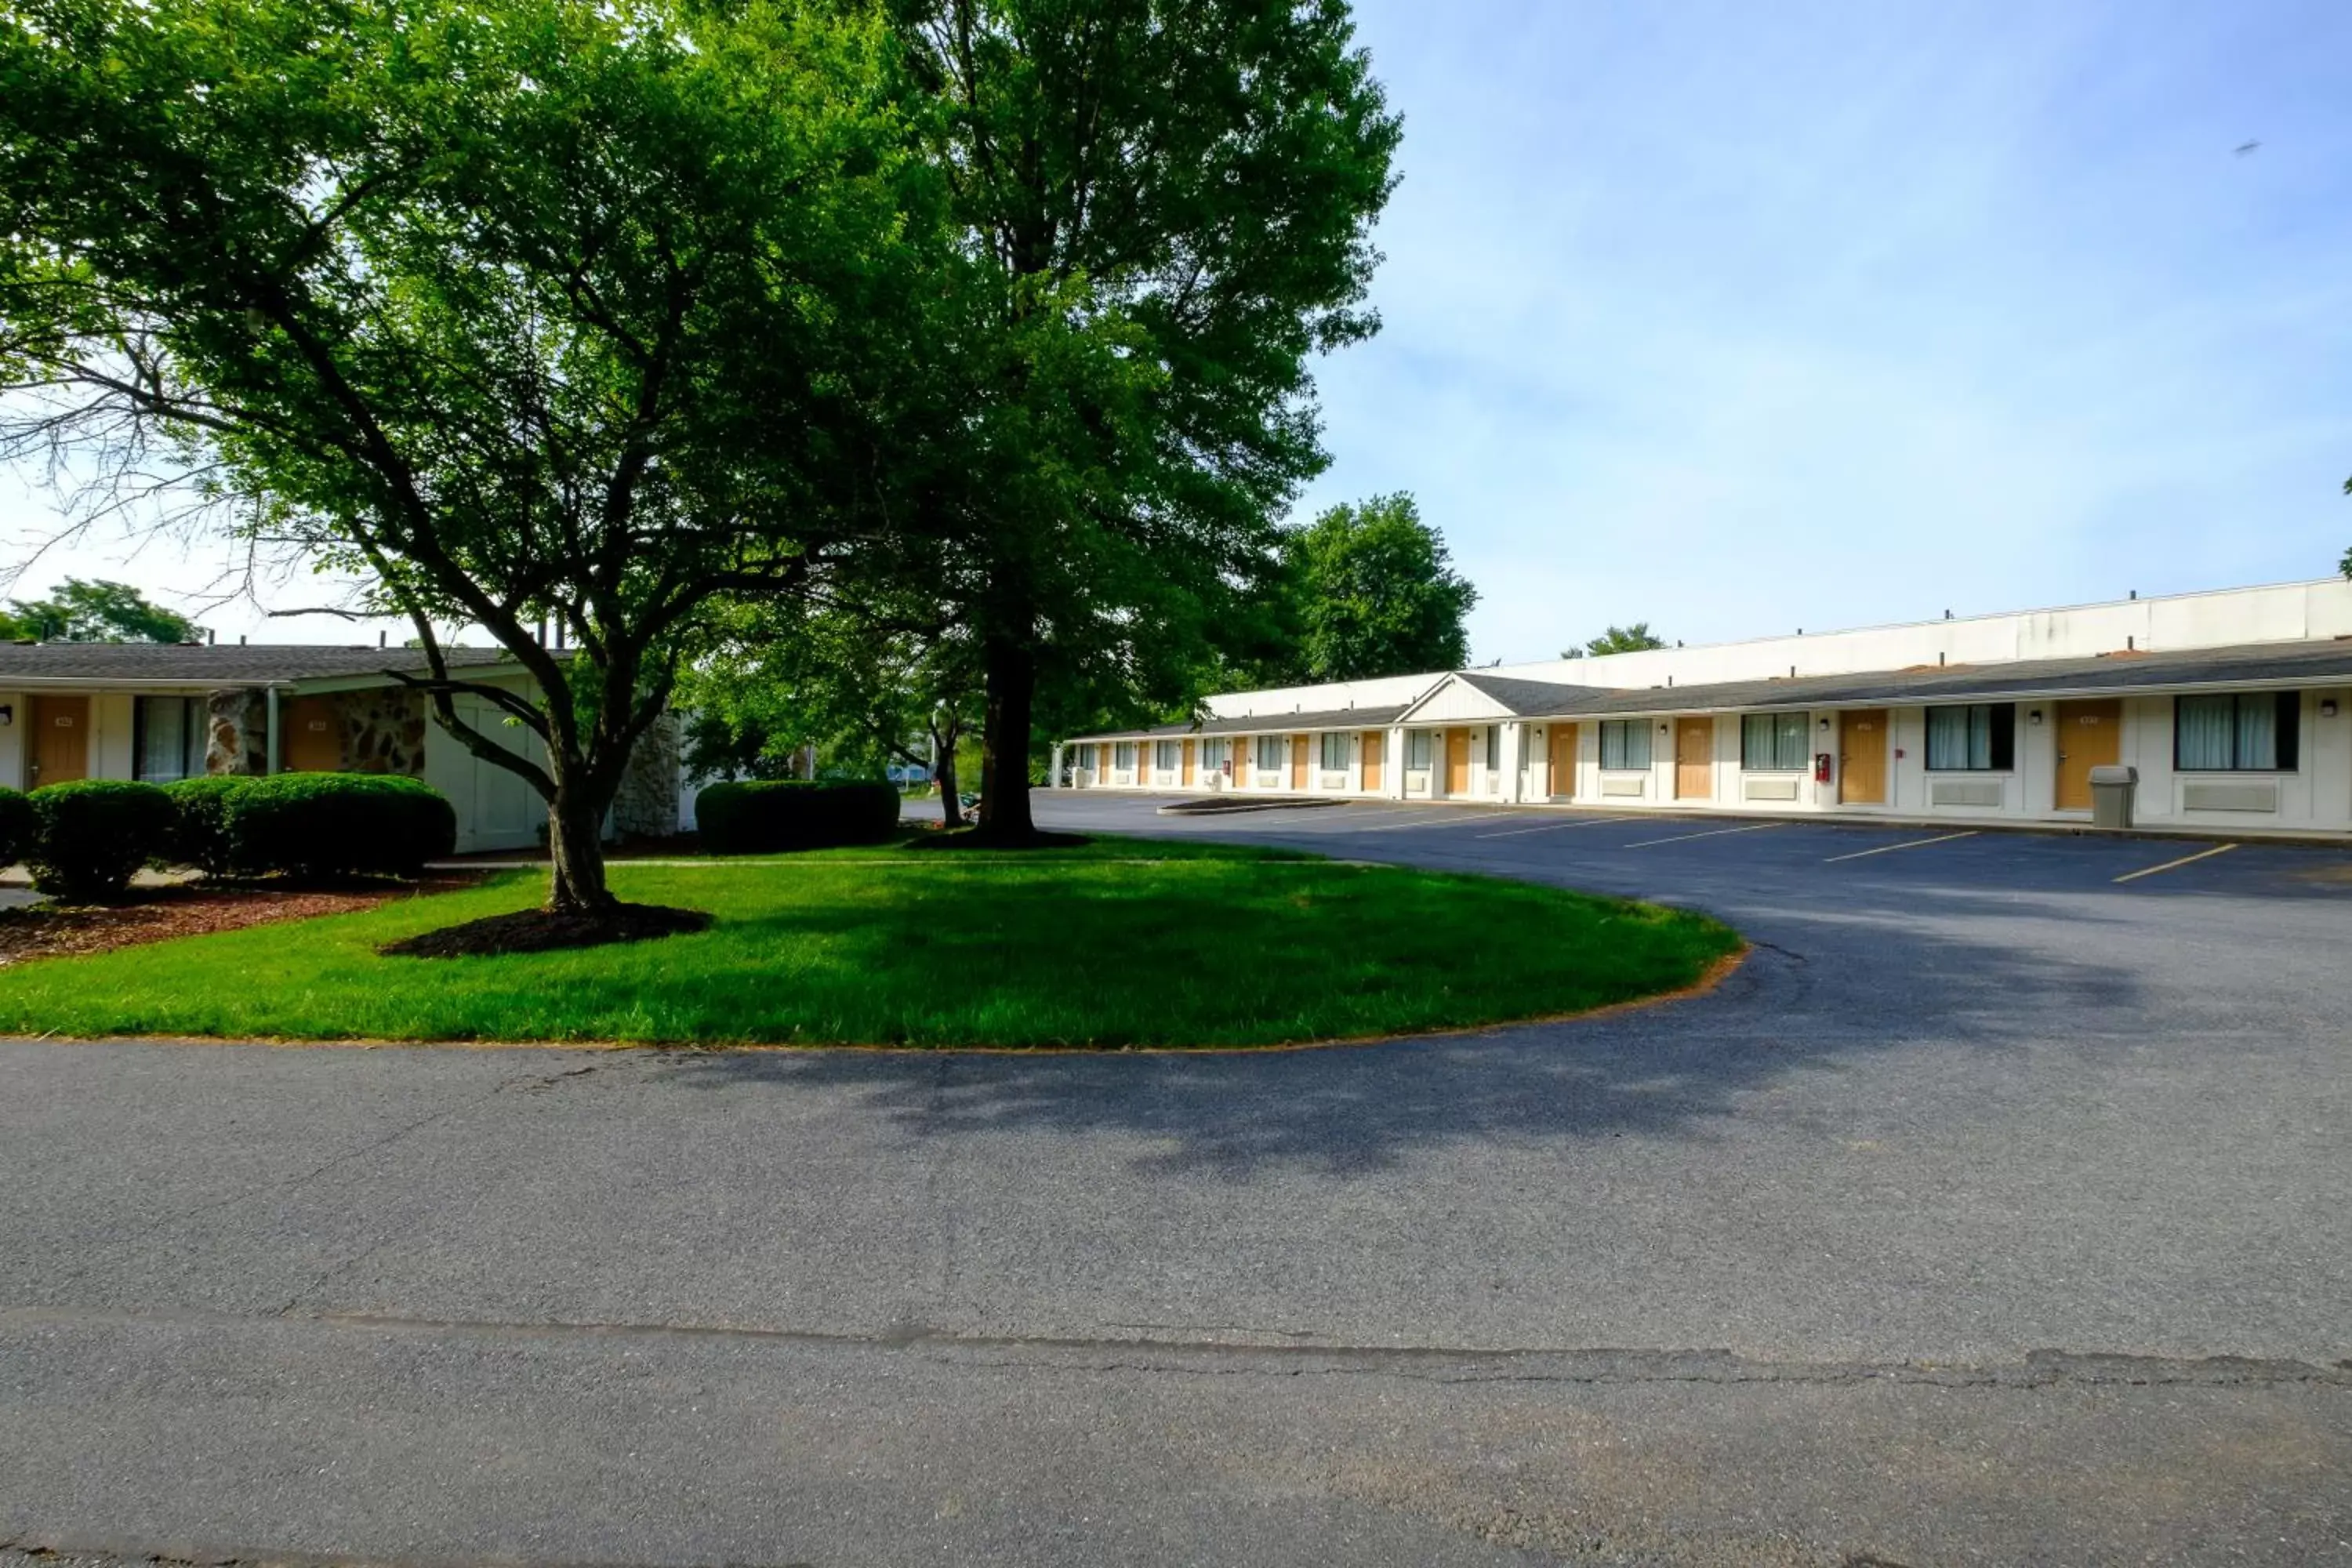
[280,695,343,772]
[1443,728,1472,795]
[1838,710,1889,805]
[27,695,89,787]
[1359,731,1385,793]
[1181,739,1197,787]
[2053,699,2123,811]
[1673,717,1714,800]
[1548,724,1579,800]
[1289,735,1309,790]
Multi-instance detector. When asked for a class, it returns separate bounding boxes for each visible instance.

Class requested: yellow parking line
[1823,830,1979,864]
[1621,822,1786,849]
[1474,815,1639,839]
[2113,843,2238,884]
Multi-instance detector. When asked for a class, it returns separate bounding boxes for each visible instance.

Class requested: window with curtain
[1924,704,2016,771]
[1154,740,1178,771]
[1256,735,1284,771]
[133,696,207,782]
[1319,731,1347,771]
[1407,730,1432,770]
[1483,727,1499,768]
[1599,720,1652,771]
[1113,742,1136,770]
[1740,712,1809,771]
[2175,693,2297,771]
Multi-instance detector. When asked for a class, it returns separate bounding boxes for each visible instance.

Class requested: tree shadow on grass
[641,899,2145,1179]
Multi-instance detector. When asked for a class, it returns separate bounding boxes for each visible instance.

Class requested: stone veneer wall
[612,710,681,838]
[204,685,429,776]
[205,688,268,775]
[338,688,428,775]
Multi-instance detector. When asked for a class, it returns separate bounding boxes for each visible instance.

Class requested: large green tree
[1563,623,1669,659]
[1272,493,1475,683]
[0,579,203,643]
[0,0,933,913]
[681,590,984,825]
[891,0,1400,842]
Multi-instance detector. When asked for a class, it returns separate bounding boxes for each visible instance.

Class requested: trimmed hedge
[27,779,175,902]
[0,787,31,869]
[696,780,900,854]
[163,775,249,877]
[220,773,457,880]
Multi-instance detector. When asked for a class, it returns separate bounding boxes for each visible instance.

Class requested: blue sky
[1297,0,2352,661]
[7,0,2351,657]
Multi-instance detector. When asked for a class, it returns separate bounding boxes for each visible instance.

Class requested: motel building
[1052,577,2352,838]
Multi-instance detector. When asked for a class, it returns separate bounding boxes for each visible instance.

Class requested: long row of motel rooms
[1053,579,2352,836]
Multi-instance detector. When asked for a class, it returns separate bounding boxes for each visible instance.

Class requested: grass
[0,838,1741,1048]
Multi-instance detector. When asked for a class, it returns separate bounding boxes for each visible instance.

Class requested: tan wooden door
[1444,728,1471,794]
[1359,731,1385,792]
[1838,710,1889,804]
[1548,724,1579,799]
[1290,734,1308,789]
[2053,699,2123,811]
[27,695,88,787]
[281,695,343,772]
[1674,717,1714,800]
[1181,739,1196,787]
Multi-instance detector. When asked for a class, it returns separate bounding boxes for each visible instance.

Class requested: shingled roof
[1065,637,2352,742]
[0,642,534,688]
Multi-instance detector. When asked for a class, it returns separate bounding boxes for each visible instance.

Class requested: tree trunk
[975,633,1037,842]
[935,723,964,830]
[546,785,615,913]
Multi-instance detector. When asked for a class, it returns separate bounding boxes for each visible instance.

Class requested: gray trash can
[2089,764,2137,829]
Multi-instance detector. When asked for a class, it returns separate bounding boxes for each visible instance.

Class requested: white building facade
[1055,578,2352,837]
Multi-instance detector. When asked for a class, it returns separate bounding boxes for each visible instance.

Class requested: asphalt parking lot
[1038,792,2352,903]
[1,793,2348,1566]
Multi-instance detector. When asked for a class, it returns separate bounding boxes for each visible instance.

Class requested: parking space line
[1621,822,1786,849]
[2113,843,2238,884]
[1822,830,1979,864]
[1351,809,1523,833]
[1473,815,1639,839]
[1289,808,1430,832]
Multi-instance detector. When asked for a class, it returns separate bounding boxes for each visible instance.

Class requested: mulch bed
[378,902,713,959]
[0,877,481,966]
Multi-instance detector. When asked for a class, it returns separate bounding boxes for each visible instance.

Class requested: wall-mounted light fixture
[1818,717,1831,731]
[1657,721,1670,733]
[0,703,11,727]
[2028,709,2044,726]
[2323,699,2342,719]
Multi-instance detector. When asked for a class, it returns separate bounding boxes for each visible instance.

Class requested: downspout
[265,685,281,775]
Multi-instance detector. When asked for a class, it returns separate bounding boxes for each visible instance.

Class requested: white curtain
[2234,699,2277,771]
[136,697,199,782]
[2175,696,2234,771]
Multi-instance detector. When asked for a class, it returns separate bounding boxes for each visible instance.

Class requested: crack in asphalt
[42,1060,616,1298]
[0,1539,815,1568]
[1,1303,2341,1392]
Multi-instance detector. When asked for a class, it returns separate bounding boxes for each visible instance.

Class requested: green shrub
[27,779,175,902]
[0,788,31,867]
[223,773,456,880]
[163,775,252,877]
[696,779,900,854]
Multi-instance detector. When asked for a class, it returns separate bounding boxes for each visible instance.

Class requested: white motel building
[1053,577,2352,837]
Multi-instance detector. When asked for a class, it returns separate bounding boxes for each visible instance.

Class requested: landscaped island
[0,840,1740,1050]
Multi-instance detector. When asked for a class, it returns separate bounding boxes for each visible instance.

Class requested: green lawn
[0,840,1741,1048]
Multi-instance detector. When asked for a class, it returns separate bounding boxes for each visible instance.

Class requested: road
[2,794,2349,1566]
